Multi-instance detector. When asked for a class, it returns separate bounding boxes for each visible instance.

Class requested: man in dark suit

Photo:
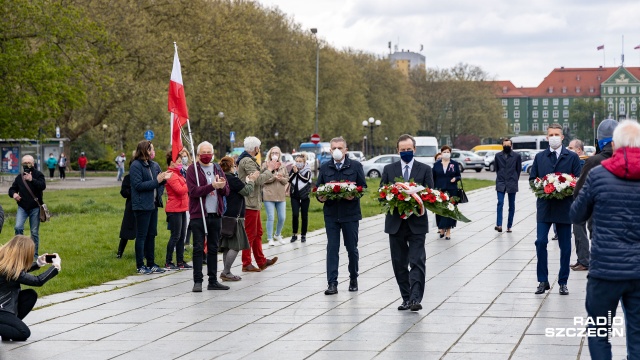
[381,134,434,311]
[529,123,582,295]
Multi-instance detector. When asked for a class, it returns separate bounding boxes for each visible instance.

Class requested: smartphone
[45,254,57,263]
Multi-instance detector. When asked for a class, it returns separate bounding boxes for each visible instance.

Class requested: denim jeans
[15,207,40,257]
[117,167,124,181]
[264,201,286,239]
[496,191,516,228]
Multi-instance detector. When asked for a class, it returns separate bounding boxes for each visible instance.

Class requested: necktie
[336,162,342,170]
[551,151,557,164]
[403,165,410,181]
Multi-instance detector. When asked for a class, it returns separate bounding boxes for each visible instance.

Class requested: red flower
[400,214,407,219]
[544,183,556,194]
[440,193,448,200]
[542,175,548,181]
[333,185,341,193]
[391,187,399,195]
[356,186,363,193]
[451,199,456,205]
[426,194,437,203]
[570,181,576,187]
[379,191,387,198]
[409,182,416,186]
[421,193,429,201]
[558,175,566,183]
[555,172,562,175]
[397,194,406,201]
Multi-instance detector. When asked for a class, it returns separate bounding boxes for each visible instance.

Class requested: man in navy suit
[529,123,582,295]
[381,134,434,311]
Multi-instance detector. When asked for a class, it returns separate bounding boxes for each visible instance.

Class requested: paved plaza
[0,181,628,359]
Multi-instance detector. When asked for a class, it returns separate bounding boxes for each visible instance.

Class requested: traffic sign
[311,133,320,144]
[144,130,154,141]
[230,131,235,143]
[55,126,60,139]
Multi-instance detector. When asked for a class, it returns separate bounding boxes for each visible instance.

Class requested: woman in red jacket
[164,151,191,270]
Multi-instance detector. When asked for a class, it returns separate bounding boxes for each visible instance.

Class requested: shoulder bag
[457,178,469,204]
[221,197,243,237]
[21,175,51,222]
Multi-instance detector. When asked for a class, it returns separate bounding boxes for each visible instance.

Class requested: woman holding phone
[261,146,288,246]
[0,235,60,341]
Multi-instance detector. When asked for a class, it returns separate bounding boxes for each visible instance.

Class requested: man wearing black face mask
[380,134,434,311]
[494,138,522,233]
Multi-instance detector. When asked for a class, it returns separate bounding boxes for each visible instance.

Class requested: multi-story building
[389,50,425,77]
[493,66,640,138]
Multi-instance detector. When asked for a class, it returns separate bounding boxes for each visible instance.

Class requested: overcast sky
[256,0,640,88]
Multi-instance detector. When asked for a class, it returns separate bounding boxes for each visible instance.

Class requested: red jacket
[78,156,88,169]
[165,167,189,213]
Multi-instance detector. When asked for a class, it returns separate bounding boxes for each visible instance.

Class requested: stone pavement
[0,182,628,359]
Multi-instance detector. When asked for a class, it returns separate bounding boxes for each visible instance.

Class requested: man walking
[381,134,434,311]
[8,155,46,257]
[529,123,582,295]
[316,137,366,295]
[115,152,126,181]
[186,141,230,292]
[571,120,640,359]
[494,138,522,233]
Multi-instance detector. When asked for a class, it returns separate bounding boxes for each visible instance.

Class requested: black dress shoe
[397,301,410,311]
[495,226,502,232]
[207,281,230,290]
[324,284,338,295]
[559,284,569,295]
[290,235,298,243]
[301,235,306,243]
[445,237,451,240]
[348,278,358,292]
[410,301,422,311]
[439,233,445,238]
[535,281,550,294]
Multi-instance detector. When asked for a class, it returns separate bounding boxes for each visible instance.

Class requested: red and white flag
[635,45,640,50]
[168,44,189,162]
[597,45,604,51]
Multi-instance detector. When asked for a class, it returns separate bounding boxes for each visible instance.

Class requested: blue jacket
[495,150,522,193]
[529,147,582,224]
[316,157,366,223]
[432,160,461,194]
[130,159,165,211]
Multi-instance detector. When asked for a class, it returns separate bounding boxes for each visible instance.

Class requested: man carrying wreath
[529,123,582,295]
[380,134,434,311]
[316,137,366,295]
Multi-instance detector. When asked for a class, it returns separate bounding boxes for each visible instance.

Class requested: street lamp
[311,28,319,135]
[102,124,108,149]
[218,112,224,155]
[274,130,279,146]
[362,117,381,156]
[385,136,389,154]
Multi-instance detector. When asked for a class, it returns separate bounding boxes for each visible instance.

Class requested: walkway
[0,182,624,359]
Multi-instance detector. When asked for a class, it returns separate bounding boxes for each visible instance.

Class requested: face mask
[50,155,53,158]
[271,155,279,162]
[503,145,512,153]
[441,153,451,160]
[174,164,183,171]
[61,155,65,158]
[548,136,562,150]
[199,154,213,164]
[181,156,189,165]
[332,149,343,161]
[149,150,155,160]
[296,162,305,169]
[400,150,414,163]
[23,165,32,173]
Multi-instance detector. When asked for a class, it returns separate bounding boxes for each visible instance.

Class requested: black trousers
[0,289,37,341]
[166,212,186,264]
[291,197,310,235]
[389,221,427,303]
[191,214,221,284]
[48,168,54,178]
[59,167,66,179]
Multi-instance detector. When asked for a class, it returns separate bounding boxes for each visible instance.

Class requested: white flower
[386,193,394,201]
[447,203,455,211]
[432,189,440,196]
[347,184,356,191]
[404,195,411,201]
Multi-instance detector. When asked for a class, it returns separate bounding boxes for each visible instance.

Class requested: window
[514,110,520,118]
[590,86,595,93]
[553,99,559,106]
[608,102,614,111]
[632,102,637,111]
[576,75,581,81]
[502,99,508,106]
[514,99,520,106]
[562,87,567,93]
[553,110,559,118]
[503,110,508,118]
[532,99,539,106]
[533,110,539,118]
[563,122,569,130]
[563,110,569,118]
[620,102,626,114]
[576,86,581,93]
[543,123,549,131]
[532,123,539,131]
[514,123,520,134]
[543,110,549,118]
[548,86,554,93]
[573,122,578,130]
[563,99,569,106]
[543,99,549,106]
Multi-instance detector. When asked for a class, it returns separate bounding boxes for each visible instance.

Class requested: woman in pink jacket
[164,151,191,270]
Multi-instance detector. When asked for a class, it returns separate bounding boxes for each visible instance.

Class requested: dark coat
[529,147,582,224]
[316,157,367,223]
[129,159,165,211]
[119,174,136,240]
[8,169,46,212]
[432,160,461,194]
[289,168,312,200]
[381,160,434,235]
[186,162,230,219]
[495,150,522,193]
[0,263,58,315]
[573,143,613,198]
[224,172,253,218]
[0,203,4,234]
[571,148,640,280]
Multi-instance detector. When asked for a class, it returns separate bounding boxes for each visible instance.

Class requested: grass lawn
[0,177,493,297]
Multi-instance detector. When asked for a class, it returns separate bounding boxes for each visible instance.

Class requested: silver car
[451,150,483,172]
[362,154,400,178]
[347,151,366,162]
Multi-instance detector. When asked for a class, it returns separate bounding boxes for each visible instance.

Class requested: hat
[597,119,618,139]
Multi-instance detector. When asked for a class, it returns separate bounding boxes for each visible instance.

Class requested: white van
[510,135,548,151]
[413,136,439,166]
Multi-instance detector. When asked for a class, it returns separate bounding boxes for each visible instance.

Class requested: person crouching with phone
[0,235,60,341]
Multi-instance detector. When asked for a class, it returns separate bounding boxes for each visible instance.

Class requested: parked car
[513,149,541,162]
[584,146,596,156]
[522,159,534,174]
[280,153,295,172]
[362,154,400,178]
[451,150,483,172]
[292,151,319,176]
[482,150,501,172]
[347,151,366,162]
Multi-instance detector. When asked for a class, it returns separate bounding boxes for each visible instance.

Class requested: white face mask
[441,153,451,160]
[181,156,188,165]
[271,155,279,161]
[332,149,343,161]
[549,136,562,150]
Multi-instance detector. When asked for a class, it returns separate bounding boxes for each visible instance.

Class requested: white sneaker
[275,235,286,245]
[267,238,275,246]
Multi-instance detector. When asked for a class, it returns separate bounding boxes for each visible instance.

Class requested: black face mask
[23,165,32,173]
[503,145,512,153]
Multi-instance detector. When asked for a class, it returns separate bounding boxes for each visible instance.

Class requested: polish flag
[597,45,604,51]
[168,44,189,162]
[635,45,640,50]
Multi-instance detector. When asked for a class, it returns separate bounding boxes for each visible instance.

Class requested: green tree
[568,98,607,145]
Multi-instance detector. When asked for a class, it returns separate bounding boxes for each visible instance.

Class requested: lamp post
[385,136,389,154]
[218,112,224,156]
[362,117,381,157]
[274,130,279,147]
[102,124,108,150]
[311,28,319,135]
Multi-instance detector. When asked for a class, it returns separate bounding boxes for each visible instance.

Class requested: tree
[568,98,607,145]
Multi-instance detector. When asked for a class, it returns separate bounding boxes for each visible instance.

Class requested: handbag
[457,179,469,204]
[221,197,243,237]
[21,175,51,222]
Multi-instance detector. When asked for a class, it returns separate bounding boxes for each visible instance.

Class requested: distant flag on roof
[597,45,604,51]
[635,45,640,50]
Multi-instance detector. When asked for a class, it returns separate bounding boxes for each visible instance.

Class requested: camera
[45,254,57,263]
